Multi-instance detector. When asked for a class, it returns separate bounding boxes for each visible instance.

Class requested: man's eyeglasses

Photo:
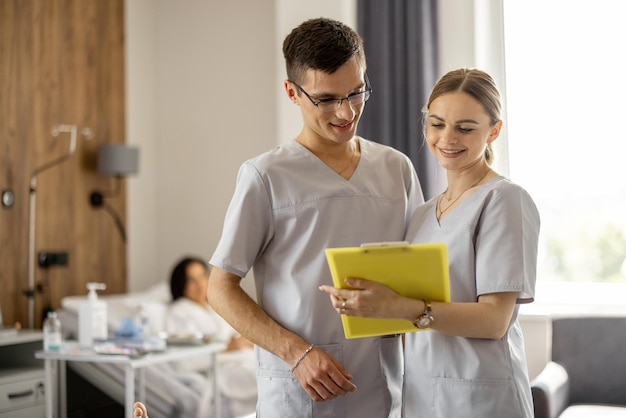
[289,74,372,113]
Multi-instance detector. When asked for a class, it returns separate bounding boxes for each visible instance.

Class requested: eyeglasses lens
[317,91,371,112]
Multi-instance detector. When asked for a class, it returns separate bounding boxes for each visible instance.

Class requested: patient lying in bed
[61,257,257,418]
[162,256,256,418]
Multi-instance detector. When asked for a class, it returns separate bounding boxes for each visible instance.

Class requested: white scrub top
[403,176,540,418]
[211,138,423,418]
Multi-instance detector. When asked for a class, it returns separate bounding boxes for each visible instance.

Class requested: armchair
[531,316,626,418]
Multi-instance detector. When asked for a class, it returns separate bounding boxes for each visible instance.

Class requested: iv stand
[26,124,92,329]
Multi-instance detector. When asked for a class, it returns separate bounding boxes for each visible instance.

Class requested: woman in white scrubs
[321,68,540,418]
[166,257,257,418]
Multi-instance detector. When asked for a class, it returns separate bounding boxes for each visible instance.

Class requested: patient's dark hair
[170,256,208,301]
[282,17,366,84]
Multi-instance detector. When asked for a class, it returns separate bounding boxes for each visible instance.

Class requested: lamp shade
[97,144,139,176]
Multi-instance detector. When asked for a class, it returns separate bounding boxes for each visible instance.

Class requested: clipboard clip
[360,241,409,247]
[360,241,410,254]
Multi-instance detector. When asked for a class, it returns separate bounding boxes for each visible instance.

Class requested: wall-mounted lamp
[97,144,139,177]
[90,144,139,243]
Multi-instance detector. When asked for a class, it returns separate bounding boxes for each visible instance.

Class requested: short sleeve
[475,185,540,303]
[210,161,274,277]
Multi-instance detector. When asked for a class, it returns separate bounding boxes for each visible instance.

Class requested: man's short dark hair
[282,17,366,84]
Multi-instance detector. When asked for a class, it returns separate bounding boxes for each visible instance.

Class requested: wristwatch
[413,301,434,329]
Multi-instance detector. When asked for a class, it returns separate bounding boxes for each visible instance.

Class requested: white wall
[125,1,355,294]
[125,0,159,292]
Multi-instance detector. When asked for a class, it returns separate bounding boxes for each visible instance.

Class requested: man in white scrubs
[207,18,423,417]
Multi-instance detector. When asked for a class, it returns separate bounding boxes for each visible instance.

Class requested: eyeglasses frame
[288,73,372,112]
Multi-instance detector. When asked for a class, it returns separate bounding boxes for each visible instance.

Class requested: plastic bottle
[43,310,62,351]
[78,282,108,347]
[137,303,151,337]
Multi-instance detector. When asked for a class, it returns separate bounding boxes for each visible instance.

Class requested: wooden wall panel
[0,0,126,329]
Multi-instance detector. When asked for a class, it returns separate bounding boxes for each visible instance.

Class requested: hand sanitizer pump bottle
[78,282,108,347]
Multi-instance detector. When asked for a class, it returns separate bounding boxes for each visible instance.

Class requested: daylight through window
[503,0,626,283]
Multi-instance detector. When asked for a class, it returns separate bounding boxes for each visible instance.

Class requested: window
[503,0,626,285]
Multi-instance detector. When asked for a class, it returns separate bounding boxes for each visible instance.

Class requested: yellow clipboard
[325,242,450,339]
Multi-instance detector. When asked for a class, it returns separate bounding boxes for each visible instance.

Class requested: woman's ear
[487,120,503,143]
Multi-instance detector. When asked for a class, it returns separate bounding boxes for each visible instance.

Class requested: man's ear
[284,80,299,105]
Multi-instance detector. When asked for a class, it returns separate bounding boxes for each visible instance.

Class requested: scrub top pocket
[256,343,346,418]
[433,376,525,418]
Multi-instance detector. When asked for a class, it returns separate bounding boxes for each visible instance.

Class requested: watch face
[417,315,433,328]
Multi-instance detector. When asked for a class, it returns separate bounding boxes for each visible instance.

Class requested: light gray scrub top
[210,138,424,418]
[403,176,540,418]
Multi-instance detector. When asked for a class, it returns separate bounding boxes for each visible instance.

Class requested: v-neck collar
[292,137,363,182]
[435,175,503,226]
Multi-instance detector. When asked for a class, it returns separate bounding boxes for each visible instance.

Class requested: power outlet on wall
[38,251,69,268]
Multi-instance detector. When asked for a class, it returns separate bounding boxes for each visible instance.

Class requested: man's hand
[292,346,357,401]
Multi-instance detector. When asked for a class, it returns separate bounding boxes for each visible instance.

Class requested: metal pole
[26,125,86,328]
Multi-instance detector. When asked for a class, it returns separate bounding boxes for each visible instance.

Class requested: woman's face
[184,261,209,305]
[426,92,500,172]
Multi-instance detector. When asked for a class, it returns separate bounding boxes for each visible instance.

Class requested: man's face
[287,57,367,147]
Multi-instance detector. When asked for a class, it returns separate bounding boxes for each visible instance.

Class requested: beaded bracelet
[291,344,314,372]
